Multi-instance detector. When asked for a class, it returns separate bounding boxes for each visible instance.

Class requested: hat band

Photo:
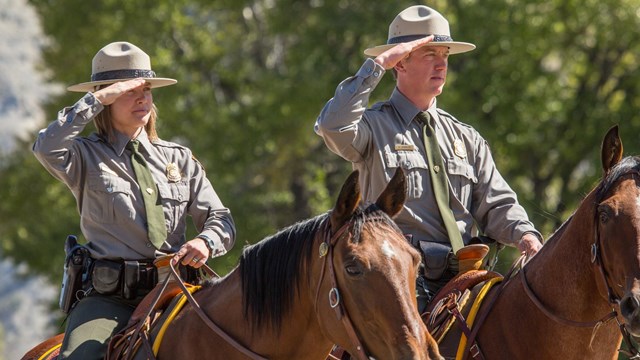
[387,34,453,45]
[91,69,157,82]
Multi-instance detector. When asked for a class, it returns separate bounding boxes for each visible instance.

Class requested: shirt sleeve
[187,156,236,258]
[314,58,385,162]
[32,92,103,188]
[470,136,542,245]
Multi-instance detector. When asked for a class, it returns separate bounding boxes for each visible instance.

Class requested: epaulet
[436,108,474,130]
[152,138,188,150]
[86,133,104,143]
[369,100,391,112]
[191,153,206,173]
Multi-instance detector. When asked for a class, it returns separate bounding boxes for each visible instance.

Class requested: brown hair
[94,102,159,142]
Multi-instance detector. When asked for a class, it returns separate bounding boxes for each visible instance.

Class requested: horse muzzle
[620,290,640,336]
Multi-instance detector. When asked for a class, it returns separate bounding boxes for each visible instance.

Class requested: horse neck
[192,268,332,359]
[259,255,336,358]
[478,192,623,359]
[523,194,611,314]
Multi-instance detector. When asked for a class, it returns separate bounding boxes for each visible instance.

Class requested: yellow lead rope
[455,277,503,360]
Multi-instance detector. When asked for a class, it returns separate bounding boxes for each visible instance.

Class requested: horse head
[323,168,442,360]
[596,125,640,339]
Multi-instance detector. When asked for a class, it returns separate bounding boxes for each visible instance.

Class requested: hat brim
[67,77,178,92]
[364,41,476,57]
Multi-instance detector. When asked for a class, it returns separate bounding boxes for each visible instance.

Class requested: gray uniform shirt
[315,58,540,247]
[33,92,235,260]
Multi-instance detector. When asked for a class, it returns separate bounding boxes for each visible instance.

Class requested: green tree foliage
[3,0,640,290]
[446,0,640,236]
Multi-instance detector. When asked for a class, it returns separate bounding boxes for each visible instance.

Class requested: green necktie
[128,140,166,249]
[417,111,464,253]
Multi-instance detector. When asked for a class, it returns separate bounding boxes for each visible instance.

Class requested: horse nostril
[621,295,640,318]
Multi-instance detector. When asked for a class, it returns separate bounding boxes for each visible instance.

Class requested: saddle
[423,269,501,343]
[422,244,501,343]
[106,256,210,360]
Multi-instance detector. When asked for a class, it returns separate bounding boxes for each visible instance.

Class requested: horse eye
[345,263,363,276]
[598,207,610,224]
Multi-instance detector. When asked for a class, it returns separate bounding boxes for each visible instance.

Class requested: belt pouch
[123,261,140,299]
[138,265,157,289]
[419,241,452,281]
[92,260,122,295]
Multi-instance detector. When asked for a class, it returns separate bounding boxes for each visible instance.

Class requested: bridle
[520,171,640,359]
[591,171,640,359]
[134,216,391,360]
[314,217,382,360]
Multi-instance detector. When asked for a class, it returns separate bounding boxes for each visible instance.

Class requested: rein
[520,266,617,328]
[165,261,269,360]
[313,217,374,360]
[519,212,618,327]
[461,254,526,360]
[120,259,267,360]
[112,259,266,360]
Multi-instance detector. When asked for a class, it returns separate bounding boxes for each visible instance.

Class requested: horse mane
[543,156,640,247]
[238,203,399,332]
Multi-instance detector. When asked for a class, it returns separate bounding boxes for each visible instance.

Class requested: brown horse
[437,125,640,360]
[23,168,441,360]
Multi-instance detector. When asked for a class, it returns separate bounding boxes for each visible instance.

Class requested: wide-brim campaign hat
[67,41,177,92]
[364,5,476,57]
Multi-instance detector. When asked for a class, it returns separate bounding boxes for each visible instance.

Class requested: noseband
[314,217,385,360]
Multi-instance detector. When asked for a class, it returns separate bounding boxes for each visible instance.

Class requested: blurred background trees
[2,0,640,325]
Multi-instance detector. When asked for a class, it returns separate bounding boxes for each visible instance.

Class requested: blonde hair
[94,103,159,142]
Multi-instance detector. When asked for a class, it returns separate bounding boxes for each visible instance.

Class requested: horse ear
[601,125,623,174]
[330,170,361,232]
[375,167,407,218]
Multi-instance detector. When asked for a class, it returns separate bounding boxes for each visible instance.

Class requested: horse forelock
[597,156,640,201]
[238,204,399,333]
[351,203,401,243]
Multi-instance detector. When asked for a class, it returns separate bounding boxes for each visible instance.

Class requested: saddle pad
[455,277,503,360]
[151,285,201,355]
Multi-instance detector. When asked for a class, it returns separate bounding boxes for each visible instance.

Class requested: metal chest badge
[453,139,467,158]
[166,163,182,182]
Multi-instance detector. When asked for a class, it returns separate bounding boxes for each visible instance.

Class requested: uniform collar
[390,88,439,126]
[133,131,152,153]
[113,129,152,156]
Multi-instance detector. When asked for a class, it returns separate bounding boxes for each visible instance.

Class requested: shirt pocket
[385,150,428,199]
[157,181,189,233]
[446,157,477,207]
[86,173,135,224]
